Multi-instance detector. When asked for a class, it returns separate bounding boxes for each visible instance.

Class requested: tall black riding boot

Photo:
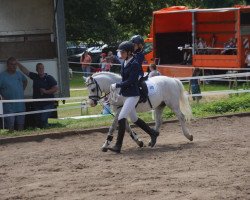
[108,118,126,153]
[134,118,159,147]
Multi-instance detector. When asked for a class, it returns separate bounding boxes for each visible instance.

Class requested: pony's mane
[92,71,121,79]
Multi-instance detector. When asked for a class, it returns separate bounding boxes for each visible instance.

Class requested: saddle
[138,75,149,104]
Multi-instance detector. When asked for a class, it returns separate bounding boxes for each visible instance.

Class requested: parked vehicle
[67,46,86,57]
[68,44,119,72]
[67,46,102,70]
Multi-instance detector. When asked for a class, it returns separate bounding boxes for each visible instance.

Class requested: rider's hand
[110,83,116,91]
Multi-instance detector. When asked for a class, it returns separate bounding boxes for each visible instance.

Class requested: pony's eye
[91,88,95,92]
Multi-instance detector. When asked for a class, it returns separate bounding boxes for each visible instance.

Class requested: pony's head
[85,72,122,107]
[85,76,102,107]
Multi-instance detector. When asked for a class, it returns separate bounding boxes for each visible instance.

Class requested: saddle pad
[145,80,157,96]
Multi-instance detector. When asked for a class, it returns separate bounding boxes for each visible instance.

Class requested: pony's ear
[90,76,93,81]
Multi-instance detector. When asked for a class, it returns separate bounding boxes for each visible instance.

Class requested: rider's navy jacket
[134,49,145,77]
[116,57,140,97]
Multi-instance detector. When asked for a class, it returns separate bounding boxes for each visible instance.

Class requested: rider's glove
[110,83,116,91]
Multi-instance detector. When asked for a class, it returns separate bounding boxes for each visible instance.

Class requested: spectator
[17,62,58,128]
[226,70,238,89]
[100,53,107,71]
[0,57,27,131]
[148,63,161,78]
[105,56,112,71]
[180,44,192,65]
[196,37,207,54]
[108,51,121,73]
[81,51,92,77]
[221,38,237,55]
[102,96,111,115]
[189,68,202,103]
[69,67,73,79]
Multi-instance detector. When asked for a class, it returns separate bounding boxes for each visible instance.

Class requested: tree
[64,0,118,44]
[64,0,247,44]
[201,0,246,8]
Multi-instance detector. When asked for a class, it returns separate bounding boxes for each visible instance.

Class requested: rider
[108,41,159,153]
[130,35,145,76]
[130,35,148,102]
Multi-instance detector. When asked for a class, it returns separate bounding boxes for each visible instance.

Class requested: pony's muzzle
[89,99,97,107]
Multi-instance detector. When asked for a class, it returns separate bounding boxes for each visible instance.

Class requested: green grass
[70,73,86,88]
[183,81,246,92]
[1,93,250,137]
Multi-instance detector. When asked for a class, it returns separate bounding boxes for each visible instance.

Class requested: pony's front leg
[125,121,144,148]
[101,109,120,152]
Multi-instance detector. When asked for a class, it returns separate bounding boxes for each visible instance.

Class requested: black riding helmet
[118,41,134,53]
[130,35,144,45]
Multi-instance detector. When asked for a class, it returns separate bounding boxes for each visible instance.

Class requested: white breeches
[118,96,140,122]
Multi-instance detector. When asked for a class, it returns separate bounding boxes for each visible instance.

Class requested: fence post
[0,95,4,130]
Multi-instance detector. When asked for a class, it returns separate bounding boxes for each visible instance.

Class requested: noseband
[87,77,110,103]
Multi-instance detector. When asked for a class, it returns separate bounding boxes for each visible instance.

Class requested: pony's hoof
[148,130,159,147]
[101,147,108,152]
[189,135,193,141]
[108,146,121,153]
[138,141,144,148]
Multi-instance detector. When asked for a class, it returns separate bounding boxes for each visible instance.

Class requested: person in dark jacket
[130,35,148,102]
[130,35,145,77]
[108,41,158,153]
[17,62,58,128]
[189,68,202,103]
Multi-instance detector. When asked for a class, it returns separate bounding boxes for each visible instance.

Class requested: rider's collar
[124,57,133,67]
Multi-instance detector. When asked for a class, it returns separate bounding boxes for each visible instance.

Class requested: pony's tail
[175,79,193,122]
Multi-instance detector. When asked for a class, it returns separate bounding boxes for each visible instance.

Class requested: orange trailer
[150,6,250,77]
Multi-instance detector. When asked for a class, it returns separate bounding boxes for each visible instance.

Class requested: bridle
[87,77,110,105]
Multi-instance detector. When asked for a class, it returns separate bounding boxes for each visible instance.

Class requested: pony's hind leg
[147,105,164,147]
[154,104,165,133]
[172,107,193,141]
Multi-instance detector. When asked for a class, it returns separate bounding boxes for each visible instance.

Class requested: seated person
[148,63,161,78]
[195,37,207,54]
[182,44,192,65]
[221,38,237,55]
[178,44,192,65]
[207,34,219,55]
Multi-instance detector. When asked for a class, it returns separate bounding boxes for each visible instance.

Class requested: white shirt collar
[124,57,133,67]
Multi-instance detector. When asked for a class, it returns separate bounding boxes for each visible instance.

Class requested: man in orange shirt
[80,51,92,77]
